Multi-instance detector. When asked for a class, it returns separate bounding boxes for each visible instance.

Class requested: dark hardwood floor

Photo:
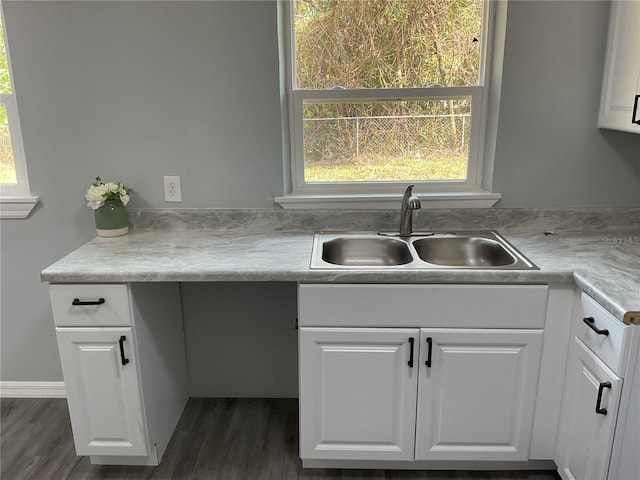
[1,398,561,480]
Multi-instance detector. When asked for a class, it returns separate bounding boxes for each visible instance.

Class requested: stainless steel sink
[321,237,413,266]
[412,236,517,267]
[310,231,537,270]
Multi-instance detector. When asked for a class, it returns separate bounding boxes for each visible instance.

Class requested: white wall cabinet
[298,284,549,467]
[598,0,640,133]
[415,329,543,461]
[50,283,188,466]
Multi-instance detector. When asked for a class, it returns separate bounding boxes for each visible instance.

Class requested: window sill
[0,195,40,219]
[275,191,501,210]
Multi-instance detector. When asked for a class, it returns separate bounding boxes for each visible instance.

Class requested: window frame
[0,4,38,219]
[276,0,503,209]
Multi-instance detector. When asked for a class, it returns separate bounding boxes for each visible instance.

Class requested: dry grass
[304,152,467,183]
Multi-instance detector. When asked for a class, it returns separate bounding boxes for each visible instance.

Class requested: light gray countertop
[41,208,640,325]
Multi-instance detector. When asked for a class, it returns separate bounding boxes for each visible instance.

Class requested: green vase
[94,199,129,237]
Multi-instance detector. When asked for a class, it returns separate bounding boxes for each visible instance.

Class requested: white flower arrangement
[85,176,132,210]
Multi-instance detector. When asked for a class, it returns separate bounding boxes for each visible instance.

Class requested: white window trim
[0,6,38,219]
[275,0,506,209]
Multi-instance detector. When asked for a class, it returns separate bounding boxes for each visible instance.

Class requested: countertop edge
[624,311,640,326]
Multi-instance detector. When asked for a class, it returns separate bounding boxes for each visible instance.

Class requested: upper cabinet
[598,0,640,134]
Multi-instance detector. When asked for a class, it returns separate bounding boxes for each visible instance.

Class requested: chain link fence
[303,113,470,162]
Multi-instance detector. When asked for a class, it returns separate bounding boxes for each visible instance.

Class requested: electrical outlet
[164,176,182,202]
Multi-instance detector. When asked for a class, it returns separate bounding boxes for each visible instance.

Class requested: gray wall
[493,0,640,206]
[1,1,639,386]
[1,0,285,385]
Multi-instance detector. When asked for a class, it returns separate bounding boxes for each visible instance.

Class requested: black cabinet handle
[583,317,609,336]
[72,298,105,306]
[596,381,612,415]
[425,337,433,368]
[408,337,415,368]
[118,336,130,366]
[632,94,640,125]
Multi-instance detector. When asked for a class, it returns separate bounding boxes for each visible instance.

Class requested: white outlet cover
[163,175,182,202]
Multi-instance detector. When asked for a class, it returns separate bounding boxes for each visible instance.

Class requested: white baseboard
[0,381,66,398]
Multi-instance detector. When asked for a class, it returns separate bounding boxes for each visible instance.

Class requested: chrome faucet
[399,185,421,236]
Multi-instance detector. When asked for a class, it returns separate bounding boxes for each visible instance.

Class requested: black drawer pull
[425,337,433,368]
[632,94,640,125]
[583,317,609,336]
[119,336,130,366]
[596,381,612,415]
[72,298,105,306]
[408,337,415,368]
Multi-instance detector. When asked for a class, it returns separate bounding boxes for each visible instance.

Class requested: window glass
[0,103,15,183]
[294,0,483,90]
[0,12,16,185]
[303,98,471,183]
[290,0,486,192]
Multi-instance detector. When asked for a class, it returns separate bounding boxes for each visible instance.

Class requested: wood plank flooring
[1,398,561,480]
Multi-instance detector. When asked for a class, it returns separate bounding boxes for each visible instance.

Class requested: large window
[277,0,502,208]
[0,6,37,218]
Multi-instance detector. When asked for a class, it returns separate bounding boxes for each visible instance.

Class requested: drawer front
[50,284,131,327]
[299,284,548,328]
[577,293,630,377]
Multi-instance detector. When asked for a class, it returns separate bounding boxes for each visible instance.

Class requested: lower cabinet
[299,328,418,461]
[299,326,544,463]
[415,329,543,461]
[554,292,631,480]
[56,327,148,456]
[555,337,622,480]
[50,283,188,465]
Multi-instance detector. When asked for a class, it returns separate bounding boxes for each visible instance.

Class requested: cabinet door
[555,337,622,480]
[598,0,640,133]
[415,329,543,461]
[56,327,148,456]
[299,327,419,461]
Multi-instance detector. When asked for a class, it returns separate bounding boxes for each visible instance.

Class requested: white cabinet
[555,292,631,480]
[50,283,188,466]
[598,0,640,133]
[56,327,148,456]
[299,328,418,461]
[609,327,640,480]
[298,284,548,467]
[555,337,622,480]
[415,329,543,461]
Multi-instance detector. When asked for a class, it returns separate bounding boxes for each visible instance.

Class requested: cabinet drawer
[50,284,131,327]
[299,284,548,328]
[577,293,631,377]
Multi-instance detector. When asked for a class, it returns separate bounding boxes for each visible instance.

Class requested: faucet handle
[403,184,415,198]
[403,185,421,209]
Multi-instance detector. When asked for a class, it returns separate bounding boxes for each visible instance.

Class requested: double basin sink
[310,231,538,270]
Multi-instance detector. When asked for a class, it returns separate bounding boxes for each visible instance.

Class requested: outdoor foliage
[0,13,16,184]
[294,0,483,182]
[295,0,482,90]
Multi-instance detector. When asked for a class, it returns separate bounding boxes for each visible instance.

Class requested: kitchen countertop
[41,208,640,325]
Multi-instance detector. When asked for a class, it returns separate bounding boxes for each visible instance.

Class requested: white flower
[85,177,132,209]
[105,182,120,193]
[85,187,106,210]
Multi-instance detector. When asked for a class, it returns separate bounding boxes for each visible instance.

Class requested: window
[277,0,503,208]
[0,6,37,218]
